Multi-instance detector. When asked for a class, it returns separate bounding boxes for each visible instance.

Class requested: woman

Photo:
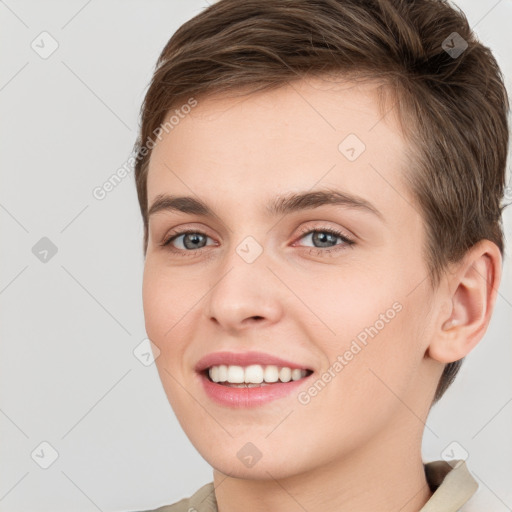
[132,0,509,510]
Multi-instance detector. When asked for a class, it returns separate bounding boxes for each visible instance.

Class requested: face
[142,77,441,479]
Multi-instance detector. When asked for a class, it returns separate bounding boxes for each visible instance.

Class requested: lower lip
[198,371,312,408]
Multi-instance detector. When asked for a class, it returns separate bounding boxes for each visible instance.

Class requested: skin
[142,77,501,512]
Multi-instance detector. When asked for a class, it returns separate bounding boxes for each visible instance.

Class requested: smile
[207,364,312,386]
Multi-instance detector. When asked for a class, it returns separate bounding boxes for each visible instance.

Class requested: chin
[210,458,298,481]
[197,442,312,481]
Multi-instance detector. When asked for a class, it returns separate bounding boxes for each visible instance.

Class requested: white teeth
[207,364,309,384]
[279,367,292,383]
[264,365,279,383]
[217,364,228,382]
[210,365,220,382]
[291,368,303,381]
[227,365,245,383]
[245,364,264,383]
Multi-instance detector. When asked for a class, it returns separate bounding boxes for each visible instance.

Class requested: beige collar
[420,460,478,511]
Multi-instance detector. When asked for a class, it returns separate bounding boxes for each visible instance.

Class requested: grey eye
[176,233,208,250]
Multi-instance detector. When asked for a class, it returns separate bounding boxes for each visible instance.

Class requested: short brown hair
[133,0,510,403]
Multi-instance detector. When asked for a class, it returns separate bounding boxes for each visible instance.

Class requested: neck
[212,419,432,512]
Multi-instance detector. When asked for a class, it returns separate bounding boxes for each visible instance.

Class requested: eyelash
[160,226,355,258]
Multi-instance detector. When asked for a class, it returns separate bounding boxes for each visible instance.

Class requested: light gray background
[1,1,511,511]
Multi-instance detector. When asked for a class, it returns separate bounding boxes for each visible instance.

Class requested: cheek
[142,266,168,342]
[286,261,401,352]
[142,265,198,401]
[304,266,426,401]
[338,290,430,411]
[295,303,424,450]
[142,261,202,341]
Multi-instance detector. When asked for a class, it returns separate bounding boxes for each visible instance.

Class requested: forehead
[147,77,415,221]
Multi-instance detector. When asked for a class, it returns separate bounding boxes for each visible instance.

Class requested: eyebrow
[148,189,384,222]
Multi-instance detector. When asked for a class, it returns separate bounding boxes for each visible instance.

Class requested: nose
[203,252,285,334]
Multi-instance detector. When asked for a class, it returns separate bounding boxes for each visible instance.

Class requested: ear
[427,240,502,363]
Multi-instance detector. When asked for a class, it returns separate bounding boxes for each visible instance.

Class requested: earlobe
[427,240,502,364]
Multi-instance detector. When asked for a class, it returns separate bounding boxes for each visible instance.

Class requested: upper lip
[195,351,313,372]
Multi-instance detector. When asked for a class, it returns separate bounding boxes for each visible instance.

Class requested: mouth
[194,351,315,407]
[202,364,314,388]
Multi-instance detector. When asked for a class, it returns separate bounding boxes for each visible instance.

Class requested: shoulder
[137,482,217,512]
